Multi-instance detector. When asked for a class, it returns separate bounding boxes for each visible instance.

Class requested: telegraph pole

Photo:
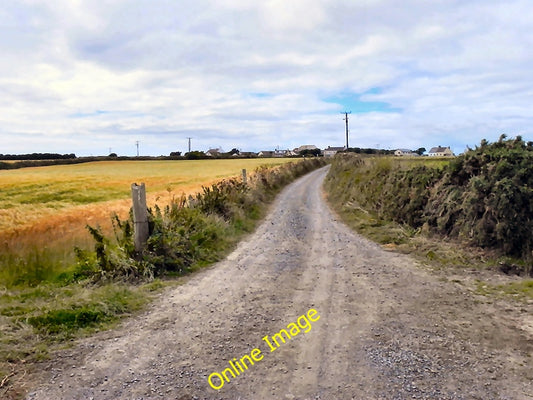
[342,111,351,149]
[186,137,192,153]
[135,141,139,157]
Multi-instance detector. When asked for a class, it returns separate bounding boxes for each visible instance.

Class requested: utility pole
[187,137,192,153]
[135,141,139,157]
[341,111,351,149]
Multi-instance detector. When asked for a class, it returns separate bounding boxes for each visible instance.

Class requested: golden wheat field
[0,158,293,249]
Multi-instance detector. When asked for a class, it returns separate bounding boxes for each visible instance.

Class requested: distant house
[258,150,275,157]
[273,149,296,157]
[323,146,345,158]
[206,148,222,157]
[232,151,257,158]
[394,149,416,157]
[428,146,454,157]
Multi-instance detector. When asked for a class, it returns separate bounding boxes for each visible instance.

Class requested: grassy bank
[324,138,532,300]
[0,158,326,399]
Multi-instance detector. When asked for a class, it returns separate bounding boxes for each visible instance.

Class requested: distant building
[323,146,346,158]
[284,149,298,156]
[394,149,417,156]
[232,151,257,157]
[273,149,293,157]
[258,150,275,157]
[206,148,222,157]
[428,146,454,157]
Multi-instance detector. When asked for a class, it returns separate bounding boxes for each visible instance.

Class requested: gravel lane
[27,166,532,400]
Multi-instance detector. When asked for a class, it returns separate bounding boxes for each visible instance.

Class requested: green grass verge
[0,279,171,398]
[475,280,533,302]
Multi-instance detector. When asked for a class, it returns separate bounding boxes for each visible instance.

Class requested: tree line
[0,153,76,160]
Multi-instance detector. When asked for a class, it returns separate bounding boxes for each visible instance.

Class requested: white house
[394,149,416,156]
[232,151,257,157]
[278,149,297,156]
[273,149,287,157]
[323,146,345,157]
[206,148,222,157]
[428,146,454,157]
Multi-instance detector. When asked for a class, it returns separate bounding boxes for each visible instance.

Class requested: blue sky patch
[324,89,399,114]
[248,92,272,98]
[68,110,149,119]
[69,110,110,118]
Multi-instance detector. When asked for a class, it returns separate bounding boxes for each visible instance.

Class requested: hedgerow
[426,136,533,257]
[325,136,533,266]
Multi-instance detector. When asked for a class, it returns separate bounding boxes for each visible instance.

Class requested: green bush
[144,204,226,274]
[195,178,248,220]
[427,136,533,257]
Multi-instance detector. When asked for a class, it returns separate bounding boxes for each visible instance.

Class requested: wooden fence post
[242,169,247,185]
[131,183,149,252]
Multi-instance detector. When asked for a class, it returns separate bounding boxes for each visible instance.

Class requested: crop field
[0,158,294,284]
[0,159,292,232]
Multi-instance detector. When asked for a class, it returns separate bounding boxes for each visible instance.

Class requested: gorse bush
[79,158,326,282]
[325,136,533,263]
[426,135,533,257]
[194,178,249,220]
[145,203,226,274]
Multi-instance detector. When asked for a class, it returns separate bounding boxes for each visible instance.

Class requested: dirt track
[27,166,532,399]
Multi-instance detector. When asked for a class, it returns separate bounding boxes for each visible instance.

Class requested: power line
[341,111,352,149]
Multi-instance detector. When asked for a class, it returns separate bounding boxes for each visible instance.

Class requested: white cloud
[0,0,532,156]
[259,0,326,33]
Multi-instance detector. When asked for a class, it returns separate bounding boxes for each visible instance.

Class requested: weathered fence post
[242,168,247,185]
[131,183,149,252]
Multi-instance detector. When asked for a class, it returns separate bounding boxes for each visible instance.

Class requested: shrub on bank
[426,136,533,257]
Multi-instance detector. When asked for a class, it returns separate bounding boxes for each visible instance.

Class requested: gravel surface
[26,166,532,399]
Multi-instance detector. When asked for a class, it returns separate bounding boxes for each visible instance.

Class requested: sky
[1,0,532,156]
